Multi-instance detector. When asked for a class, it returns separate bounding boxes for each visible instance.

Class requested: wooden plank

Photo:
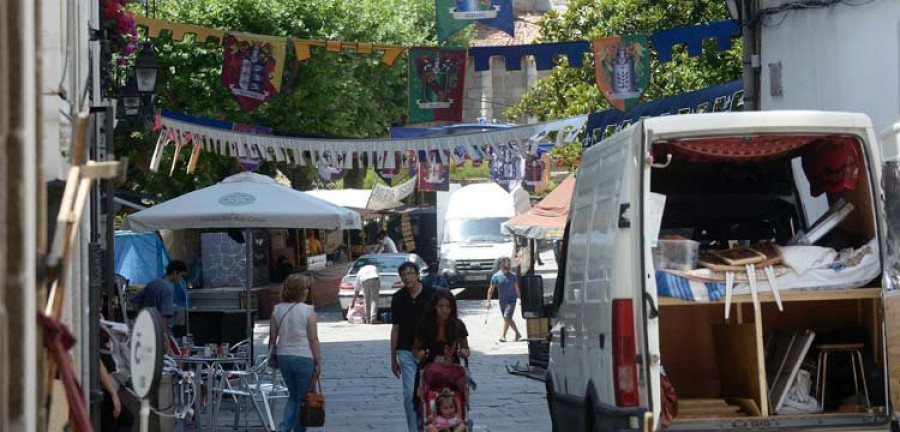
[660,287,881,306]
[883,291,900,418]
[712,324,763,414]
[726,398,762,416]
[754,302,770,416]
[678,399,732,408]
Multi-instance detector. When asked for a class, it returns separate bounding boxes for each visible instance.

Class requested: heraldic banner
[593,35,650,112]
[408,47,467,124]
[221,32,287,111]
[435,0,515,41]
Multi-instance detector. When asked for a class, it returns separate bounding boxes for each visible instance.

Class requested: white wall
[759,0,900,135]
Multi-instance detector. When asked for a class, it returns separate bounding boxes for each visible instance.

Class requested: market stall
[124,171,361,351]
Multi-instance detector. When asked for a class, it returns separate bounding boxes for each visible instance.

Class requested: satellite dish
[130,308,164,399]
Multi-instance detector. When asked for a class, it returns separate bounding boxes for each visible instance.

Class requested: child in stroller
[415,291,472,431]
[425,388,466,432]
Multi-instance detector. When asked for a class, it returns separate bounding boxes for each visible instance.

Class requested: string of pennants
[151,109,587,191]
[136,16,740,116]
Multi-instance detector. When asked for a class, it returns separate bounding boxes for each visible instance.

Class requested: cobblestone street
[231,256,559,431]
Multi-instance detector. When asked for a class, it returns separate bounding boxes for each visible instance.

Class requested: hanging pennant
[232,123,272,171]
[418,150,450,192]
[435,0,515,42]
[316,152,346,182]
[490,142,524,192]
[523,153,551,193]
[408,47,467,124]
[593,35,650,113]
[220,32,287,111]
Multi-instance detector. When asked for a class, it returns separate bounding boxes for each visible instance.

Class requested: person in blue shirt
[131,260,187,346]
[421,262,449,290]
[485,257,521,342]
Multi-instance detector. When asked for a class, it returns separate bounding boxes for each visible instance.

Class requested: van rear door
[639,125,662,429]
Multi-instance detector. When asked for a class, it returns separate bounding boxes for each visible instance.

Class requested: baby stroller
[417,354,473,432]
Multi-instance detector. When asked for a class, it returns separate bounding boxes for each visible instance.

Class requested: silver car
[338,253,428,312]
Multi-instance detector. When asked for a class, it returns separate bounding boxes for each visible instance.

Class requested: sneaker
[515,334,522,342]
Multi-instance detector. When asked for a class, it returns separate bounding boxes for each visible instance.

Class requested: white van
[525,111,900,431]
[440,183,528,288]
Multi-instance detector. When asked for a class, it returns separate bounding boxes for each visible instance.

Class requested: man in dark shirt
[390,261,435,432]
[132,260,187,347]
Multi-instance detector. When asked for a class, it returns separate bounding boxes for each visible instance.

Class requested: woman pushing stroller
[414,290,470,431]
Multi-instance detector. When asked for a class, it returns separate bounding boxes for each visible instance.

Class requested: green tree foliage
[117,0,470,201]
[506,0,742,122]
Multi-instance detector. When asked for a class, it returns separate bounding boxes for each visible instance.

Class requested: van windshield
[444,218,510,243]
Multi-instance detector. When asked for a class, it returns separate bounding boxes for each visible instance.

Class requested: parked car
[339,253,428,313]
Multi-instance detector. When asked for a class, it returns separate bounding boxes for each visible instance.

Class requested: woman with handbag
[270,274,322,432]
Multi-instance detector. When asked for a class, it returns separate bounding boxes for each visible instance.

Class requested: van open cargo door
[881,119,900,420]
[640,127,662,429]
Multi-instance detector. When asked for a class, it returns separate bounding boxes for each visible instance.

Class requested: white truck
[439,182,528,288]
[521,111,900,431]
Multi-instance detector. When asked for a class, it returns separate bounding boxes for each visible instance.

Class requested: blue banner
[585,80,744,147]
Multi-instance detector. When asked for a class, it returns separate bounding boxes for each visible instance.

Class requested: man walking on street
[486,257,522,342]
[131,260,188,350]
[391,261,435,432]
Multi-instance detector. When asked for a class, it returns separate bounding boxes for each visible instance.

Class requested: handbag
[301,378,325,427]
[268,302,299,369]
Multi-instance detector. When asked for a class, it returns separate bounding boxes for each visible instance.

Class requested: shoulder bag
[301,378,325,427]
[268,302,299,369]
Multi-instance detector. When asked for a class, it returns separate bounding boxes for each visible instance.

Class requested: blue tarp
[114,231,187,307]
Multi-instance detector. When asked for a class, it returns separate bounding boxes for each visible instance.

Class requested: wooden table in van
[658,287,881,417]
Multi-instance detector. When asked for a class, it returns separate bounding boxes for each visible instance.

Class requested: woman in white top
[270,274,321,432]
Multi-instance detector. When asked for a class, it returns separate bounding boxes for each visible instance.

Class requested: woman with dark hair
[413,290,470,364]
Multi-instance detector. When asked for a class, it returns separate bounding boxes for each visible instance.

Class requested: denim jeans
[278,354,315,432]
[397,350,419,432]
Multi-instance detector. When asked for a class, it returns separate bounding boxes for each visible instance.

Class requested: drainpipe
[741,0,759,111]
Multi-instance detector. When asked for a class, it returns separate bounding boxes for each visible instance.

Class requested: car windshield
[349,256,409,275]
[444,218,510,243]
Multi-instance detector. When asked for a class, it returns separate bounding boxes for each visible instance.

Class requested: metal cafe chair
[211,340,268,429]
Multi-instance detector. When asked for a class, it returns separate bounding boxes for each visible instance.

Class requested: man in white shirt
[354,264,381,324]
[375,230,399,254]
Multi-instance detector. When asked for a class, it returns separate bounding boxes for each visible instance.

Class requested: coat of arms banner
[220,32,287,111]
[407,47,468,124]
[593,35,650,113]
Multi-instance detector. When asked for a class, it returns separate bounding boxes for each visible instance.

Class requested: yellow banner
[292,39,406,66]
[135,16,405,66]
[135,16,225,45]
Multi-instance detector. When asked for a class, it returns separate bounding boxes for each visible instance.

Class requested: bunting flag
[220,32,288,111]
[153,110,587,175]
[523,153,551,193]
[418,150,450,192]
[651,21,741,63]
[408,47,468,124]
[292,39,405,66]
[584,80,744,146]
[490,141,525,192]
[135,15,225,44]
[232,123,271,171]
[469,41,591,71]
[593,35,650,112]
[436,0,515,41]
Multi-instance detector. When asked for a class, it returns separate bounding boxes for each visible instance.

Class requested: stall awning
[502,175,575,240]
[123,172,362,231]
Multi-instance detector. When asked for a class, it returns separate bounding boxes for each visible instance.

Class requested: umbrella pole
[246,229,253,367]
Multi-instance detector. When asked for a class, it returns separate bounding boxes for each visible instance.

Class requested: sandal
[498,337,507,343]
